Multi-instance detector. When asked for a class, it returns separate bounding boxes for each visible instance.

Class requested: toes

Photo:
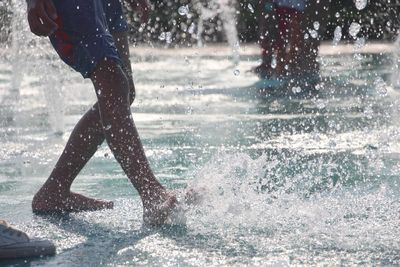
[143,195,179,226]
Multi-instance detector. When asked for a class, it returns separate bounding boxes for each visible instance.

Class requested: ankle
[139,184,166,202]
[35,184,70,200]
[131,173,162,191]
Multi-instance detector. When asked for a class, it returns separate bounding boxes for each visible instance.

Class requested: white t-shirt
[273,0,307,11]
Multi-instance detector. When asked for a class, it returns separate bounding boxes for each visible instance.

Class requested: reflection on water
[1,43,400,266]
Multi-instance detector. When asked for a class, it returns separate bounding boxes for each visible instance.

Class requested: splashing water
[2,0,66,133]
[349,22,361,38]
[332,26,342,46]
[354,0,368,10]
[178,5,190,16]
[392,35,400,89]
[1,1,400,266]
[184,152,400,265]
[193,0,240,65]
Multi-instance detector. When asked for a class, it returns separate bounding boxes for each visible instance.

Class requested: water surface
[1,42,400,266]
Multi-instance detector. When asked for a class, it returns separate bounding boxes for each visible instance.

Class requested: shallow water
[1,42,400,266]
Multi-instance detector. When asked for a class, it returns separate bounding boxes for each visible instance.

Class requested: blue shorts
[49,0,128,78]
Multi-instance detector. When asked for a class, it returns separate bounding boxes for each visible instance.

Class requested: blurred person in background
[254,0,331,85]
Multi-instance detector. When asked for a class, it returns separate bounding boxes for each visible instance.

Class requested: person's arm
[125,0,151,23]
[26,0,58,36]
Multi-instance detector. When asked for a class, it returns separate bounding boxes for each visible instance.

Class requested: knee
[122,68,136,105]
[91,59,130,105]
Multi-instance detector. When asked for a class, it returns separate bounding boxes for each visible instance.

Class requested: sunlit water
[1,39,400,266]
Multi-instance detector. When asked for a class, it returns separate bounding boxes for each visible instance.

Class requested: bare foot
[142,187,208,226]
[32,189,113,214]
[142,191,178,226]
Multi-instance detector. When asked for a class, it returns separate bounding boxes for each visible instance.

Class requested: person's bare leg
[286,12,303,76]
[299,0,329,76]
[32,32,135,213]
[31,94,115,213]
[302,38,320,74]
[33,32,176,224]
[253,0,275,77]
[275,8,289,77]
[91,59,176,225]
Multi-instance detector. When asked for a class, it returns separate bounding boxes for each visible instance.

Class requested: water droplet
[335,12,340,18]
[316,100,326,109]
[364,106,374,119]
[97,89,101,95]
[349,22,361,38]
[165,32,172,44]
[233,69,240,76]
[354,53,363,61]
[105,125,112,130]
[292,86,302,94]
[186,106,193,115]
[374,77,388,96]
[328,140,337,148]
[159,32,166,41]
[328,120,336,128]
[354,37,366,50]
[76,5,80,9]
[315,83,323,91]
[309,29,318,39]
[188,23,196,34]
[313,21,320,31]
[333,26,342,46]
[178,5,189,16]
[354,0,367,10]
[271,56,277,69]
[184,56,190,65]
[247,3,255,13]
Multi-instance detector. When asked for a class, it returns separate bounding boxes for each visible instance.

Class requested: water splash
[354,0,368,10]
[193,0,240,65]
[2,0,66,133]
[332,26,342,46]
[178,5,190,16]
[349,22,361,38]
[392,35,400,89]
[183,151,400,262]
[1,0,26,123]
